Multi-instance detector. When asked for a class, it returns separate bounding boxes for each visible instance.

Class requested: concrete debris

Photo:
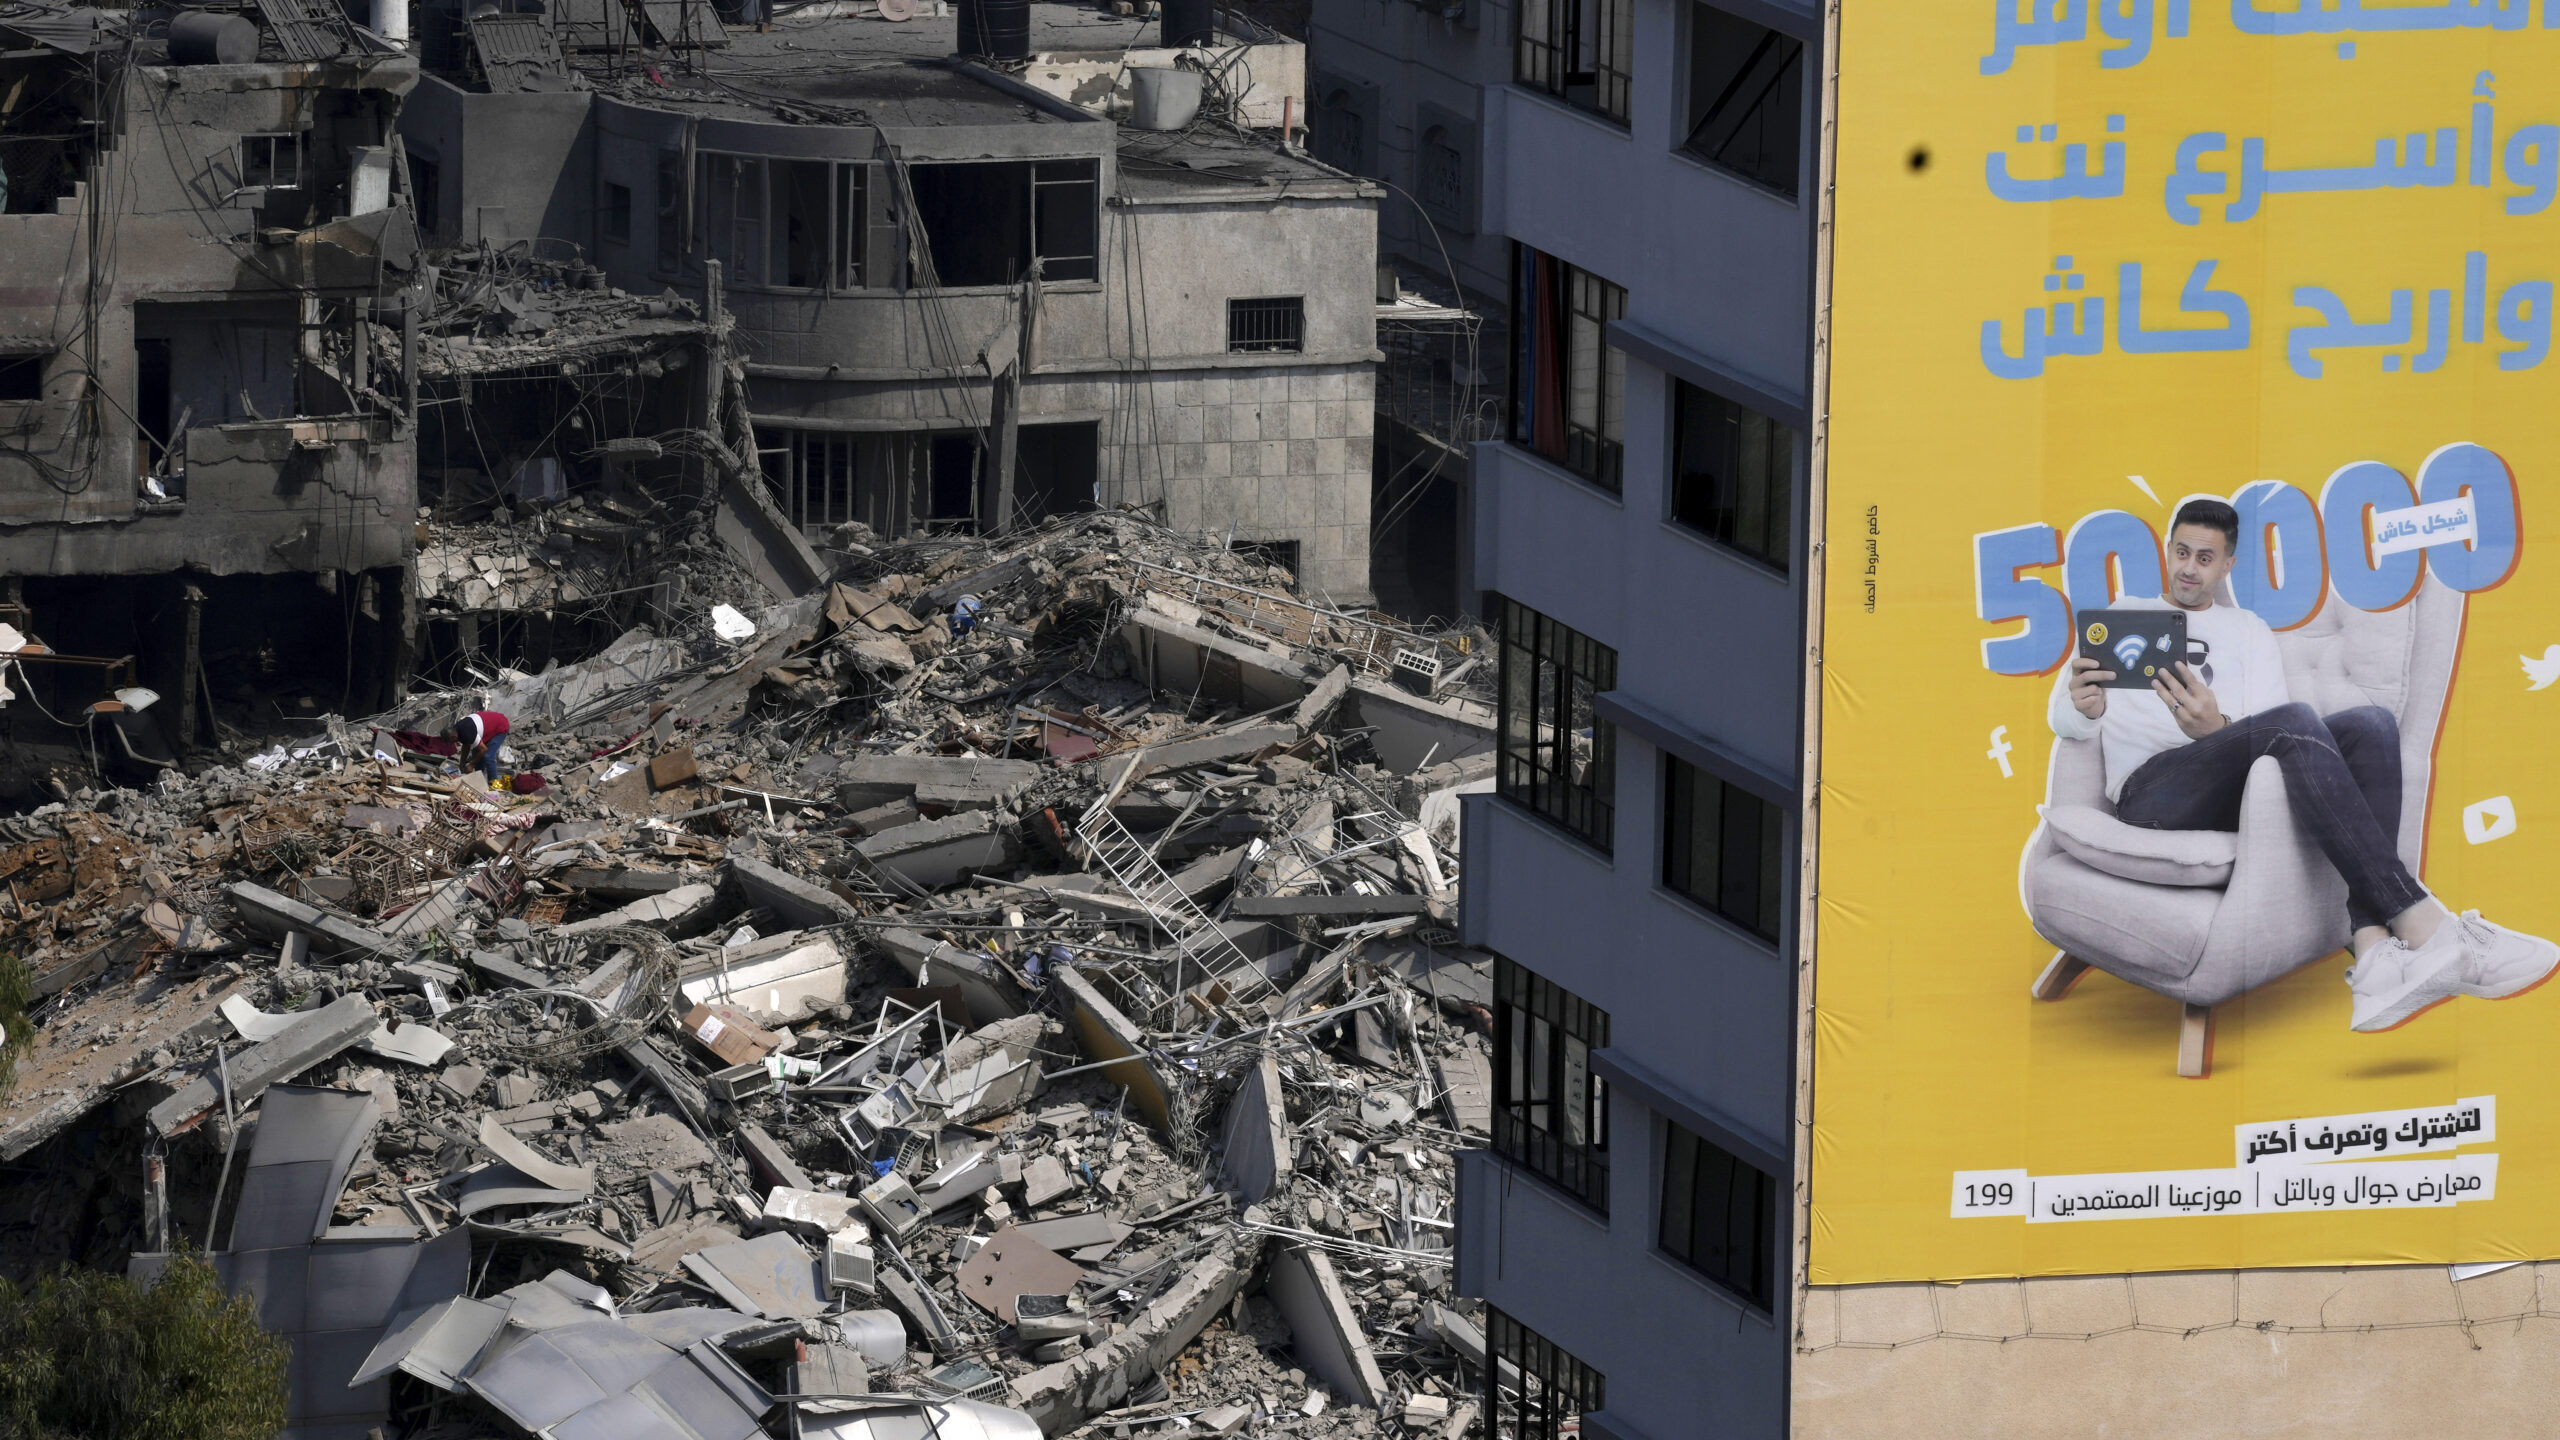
[0,512,1497,1439]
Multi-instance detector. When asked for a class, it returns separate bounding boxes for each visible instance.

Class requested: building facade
[399,6,1386,599]
[1293,0,1824,1430]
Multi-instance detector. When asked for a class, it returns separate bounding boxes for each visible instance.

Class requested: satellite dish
[879,0,917,21]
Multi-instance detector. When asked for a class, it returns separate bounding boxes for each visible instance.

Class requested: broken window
[1495,594,1616,851]
[1484,1308,1605,1440]
[0,355,40,402]
[603,181,632,245]
[1671,378,1794,571]
[758,429,858,532]
[1663,755,1782,941]
[407,147,443,239]
[1509,245,1624,491]
[1493,953,1610,1213]
[1226,297,1305,354]
[241,133,304,191]
[1684,3,1805,198]
[695,154,869,290]
[1516,0,1631,123]
[906,160,1099,288]
[1659,1118,1779,1309]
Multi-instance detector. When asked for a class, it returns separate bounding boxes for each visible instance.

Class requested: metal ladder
[1077,804,1273,1020]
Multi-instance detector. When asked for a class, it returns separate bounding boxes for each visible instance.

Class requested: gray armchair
[2017,573,2466,1075]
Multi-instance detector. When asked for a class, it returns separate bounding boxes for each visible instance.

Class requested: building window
[1516,0,1631,122]
[1663,756,1783,941]
[696,154,866,290]
[1671,378,1794,570]
[756,429,859,532]
[1496,594,1616,851]
[1421,127,1464,215]
[1685,3,1806,198]
[1485,1307,1605,1440]
[1493,952,1611,1213]
[603,182,633,245]
[907,160,1098,288]
[1659,1119,1779,1310]
[407,148,442,239]
[0,355,40,401]
[240,134,303,190]
[1227,297,1306,354]
[1510,245,1625,492]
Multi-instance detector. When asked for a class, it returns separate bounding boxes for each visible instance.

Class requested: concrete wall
[400,77,595,249]
[0,57,420,577]
[1794,1265,2560,1439]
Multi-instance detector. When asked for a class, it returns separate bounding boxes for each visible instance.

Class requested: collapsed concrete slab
[833,755,1043,813]
[147,993,380,1137]
[855,812,1019,891]
[561,882,721,938]
[1217,1052,1291,1205]
[1341,675,1496,775]
[229,881,404,963]
[1266,1242,1389,1410]
[1121,611,1314,713]
[728,855,860,929]
[870,928,1028,1025]
[1008,1241,1256,1433]
[1049,964,1171,1132]
[1097,724,1299,788]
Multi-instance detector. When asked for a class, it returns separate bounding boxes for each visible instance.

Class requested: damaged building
[0,3,425,787]
[0,511,1509,1439]
[398,0,1387,598]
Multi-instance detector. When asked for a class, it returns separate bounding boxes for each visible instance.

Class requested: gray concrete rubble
[0,513,1499,1439]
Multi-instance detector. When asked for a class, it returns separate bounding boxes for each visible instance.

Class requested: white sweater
[2046,597,2291,803]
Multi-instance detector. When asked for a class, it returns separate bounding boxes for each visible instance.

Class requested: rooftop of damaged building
[0,506,1503,1438]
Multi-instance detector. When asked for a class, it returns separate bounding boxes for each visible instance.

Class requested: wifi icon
[2111,635,2149,670]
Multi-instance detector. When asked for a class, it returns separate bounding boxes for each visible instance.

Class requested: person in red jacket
[451,710,511,784]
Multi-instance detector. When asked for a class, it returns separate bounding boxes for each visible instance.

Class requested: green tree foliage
[0,953,30,1097]
[0,1250,289,1440]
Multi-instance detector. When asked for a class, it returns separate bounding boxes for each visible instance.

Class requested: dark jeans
[2116,703,2427,932]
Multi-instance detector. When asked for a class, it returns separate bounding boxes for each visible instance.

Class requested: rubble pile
[0,509,1508,1438]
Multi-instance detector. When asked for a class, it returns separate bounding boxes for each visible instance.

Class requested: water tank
[956,0,1028,59]
[1129,66,1202,131]
[168,11,259,65]
[1159,0,1215,46]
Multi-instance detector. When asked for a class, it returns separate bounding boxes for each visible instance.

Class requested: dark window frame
[1485,1307,1606,1440]
[240,133,303,191]
[1515,0,1632,124]
[1662,754,1784,942]
[602,181,633,245]
[1493,953,1612,1214]
[1658,1116,1780,1311]
[1227,296,1307,354]
[1682,1,1807,199]
[1509,244,1626,493]
[1495,593,1617,852]
[695,152,867,292]
[756,427,859,533]
[1670,376,1795,571]
[0,355,42,402]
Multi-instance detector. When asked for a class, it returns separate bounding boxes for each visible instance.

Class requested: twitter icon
[2526,646,2560,691]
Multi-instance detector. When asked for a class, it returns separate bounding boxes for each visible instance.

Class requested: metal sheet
[800,1398,1044,1440]
[463,1319,676,1432]
[457,1164,587,1218]
[229,1086,381,1250]
[953,1225,1086,1323]
[348,1295,509,1389]
[679,1232,826,1319]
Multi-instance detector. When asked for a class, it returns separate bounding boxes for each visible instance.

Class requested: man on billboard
[2049,498,2555,1032]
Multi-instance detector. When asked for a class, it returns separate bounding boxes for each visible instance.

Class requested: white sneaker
[2347,927,2467,1032]
[2450,910,2560,999]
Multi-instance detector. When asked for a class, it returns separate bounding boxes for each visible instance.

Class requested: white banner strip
[1952,1155,2497,1222]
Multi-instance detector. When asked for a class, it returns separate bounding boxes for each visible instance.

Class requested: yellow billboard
[1815,0,2560,1283]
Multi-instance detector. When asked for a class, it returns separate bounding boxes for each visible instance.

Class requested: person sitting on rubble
[451,709,512,784]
